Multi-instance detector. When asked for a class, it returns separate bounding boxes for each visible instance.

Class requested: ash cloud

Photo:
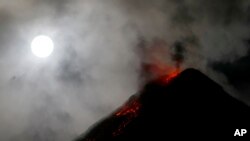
[0,0,249,140]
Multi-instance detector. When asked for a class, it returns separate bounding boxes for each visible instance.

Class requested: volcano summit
[76,69,250,140]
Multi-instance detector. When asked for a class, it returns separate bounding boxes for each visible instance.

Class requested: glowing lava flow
[145,63,180,84]
[115,98,141,117]
[113,96,141,137]
[112,66,180,137]
[158,69,180,84]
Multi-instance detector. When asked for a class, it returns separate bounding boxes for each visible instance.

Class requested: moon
[31,35,54,58]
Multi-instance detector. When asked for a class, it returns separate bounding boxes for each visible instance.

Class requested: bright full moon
[31,35,54,58]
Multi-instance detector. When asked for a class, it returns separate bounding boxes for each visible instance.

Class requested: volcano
[76,69,250,140]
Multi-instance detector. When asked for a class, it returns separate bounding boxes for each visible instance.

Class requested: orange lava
[115,99,141,117]
[113,97,141,136]
[158,69,180,84]
[140,39,182,84]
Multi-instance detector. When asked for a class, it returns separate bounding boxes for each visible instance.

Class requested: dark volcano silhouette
[76,69,250,140]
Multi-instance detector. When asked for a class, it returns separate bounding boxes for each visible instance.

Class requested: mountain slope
[76,68,250,140]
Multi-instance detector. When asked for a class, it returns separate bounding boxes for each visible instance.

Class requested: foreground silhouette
[76,69,250,140]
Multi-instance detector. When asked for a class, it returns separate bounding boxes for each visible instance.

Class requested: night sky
[0,0,249,140]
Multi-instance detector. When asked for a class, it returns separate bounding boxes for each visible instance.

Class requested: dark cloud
[191,0,246,24]
[0,9,15,55]
[56,46,85,86]
[170,0,195,26]
[171,41,186,69]
[35,0,69,16]
[212,49,250,92]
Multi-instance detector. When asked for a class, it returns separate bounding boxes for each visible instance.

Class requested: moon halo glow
[31,35,54,58]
